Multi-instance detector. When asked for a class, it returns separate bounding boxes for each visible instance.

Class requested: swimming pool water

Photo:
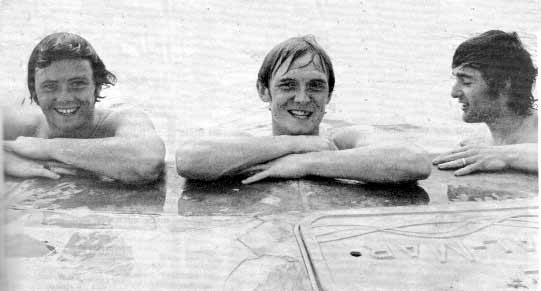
[1,0,537,159]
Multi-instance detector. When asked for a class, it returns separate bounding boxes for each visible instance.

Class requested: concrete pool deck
[3,162,538,290]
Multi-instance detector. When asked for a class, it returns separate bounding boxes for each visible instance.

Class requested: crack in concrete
[222,254,299,289]
[236,238,259,257]
[297,180,311,212]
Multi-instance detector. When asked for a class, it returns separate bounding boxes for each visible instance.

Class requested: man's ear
[257,81,271,102]
[504,79,512,91]
[94,86,101,103]
[497,79,512,101]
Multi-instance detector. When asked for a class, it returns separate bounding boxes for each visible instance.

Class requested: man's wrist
[280,135,303,154]
[297,151,318,176]
[499,145,517,169]
[44,138,58,160]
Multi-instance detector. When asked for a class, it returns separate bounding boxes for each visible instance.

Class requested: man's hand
[459,136,491,147]
[4,136,52,160]
[293,135,338,153]
[4,151,61,180]
[241,154,309,184]
[432,145,508,176]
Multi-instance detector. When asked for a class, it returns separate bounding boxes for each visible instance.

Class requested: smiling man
[433,30,537,175]
[3,32,165,184]
[176,35,430,184]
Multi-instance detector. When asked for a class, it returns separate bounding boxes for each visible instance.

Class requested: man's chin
[283,125,319,136]
[49,120,87,136]
[462,113,484,123]
[273,116,321,135]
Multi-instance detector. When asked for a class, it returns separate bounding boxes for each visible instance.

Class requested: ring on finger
[461,158,467,167]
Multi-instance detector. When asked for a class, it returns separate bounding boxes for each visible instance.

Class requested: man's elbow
[124,142,166,184]
[401,144,431,181]
[383,144,430,183]
[175,141,221,180]
[137,157,165,183]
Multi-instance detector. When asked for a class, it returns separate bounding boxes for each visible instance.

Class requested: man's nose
[294,88,310,103]
[56,85,72,101]
[451,82,462,99]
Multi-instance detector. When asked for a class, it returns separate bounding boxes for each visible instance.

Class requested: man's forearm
[48,136,165,183]
[502,143,537,173]
[302,144,431,183]
[176,136,302,180]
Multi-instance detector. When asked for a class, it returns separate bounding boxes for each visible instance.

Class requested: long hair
[27,32,117,104]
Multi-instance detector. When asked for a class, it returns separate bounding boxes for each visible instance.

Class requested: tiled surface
[3,162,537,290]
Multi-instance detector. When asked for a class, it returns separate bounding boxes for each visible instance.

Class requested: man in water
[3,32,165,184]
[176,35,431,184]
[433,30,537,175]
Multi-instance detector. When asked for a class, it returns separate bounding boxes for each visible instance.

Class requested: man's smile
[458,100,469,112]
[54,106,80,116]
[287,109,313,119]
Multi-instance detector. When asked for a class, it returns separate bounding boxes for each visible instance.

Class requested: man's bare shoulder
[330,125,416,149]
[521,111,538,143]
[2,106,45,139]
[329,125,374,149]
[92,107,157,137]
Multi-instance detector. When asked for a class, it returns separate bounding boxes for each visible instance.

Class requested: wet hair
[27,32,117,104]
[257,35,335,95]
[452,30,537,116]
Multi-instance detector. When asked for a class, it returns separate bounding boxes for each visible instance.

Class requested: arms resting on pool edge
[3,108,165,184]
[432,143,538,176]
[175,129,432,184]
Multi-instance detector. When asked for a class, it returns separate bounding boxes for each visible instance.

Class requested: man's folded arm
[175,135,336,180]
[36,110,164,184]
[301,143,432,183]
[499,143,537,173]
[331,126,431,182]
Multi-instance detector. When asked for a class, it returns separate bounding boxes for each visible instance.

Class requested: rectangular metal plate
[295,202,538,290]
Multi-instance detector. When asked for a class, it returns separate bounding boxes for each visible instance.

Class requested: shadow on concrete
[179,176,429,216]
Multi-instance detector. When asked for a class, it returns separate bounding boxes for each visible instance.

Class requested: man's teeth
[289,110,311,118]
[55,107,78,115]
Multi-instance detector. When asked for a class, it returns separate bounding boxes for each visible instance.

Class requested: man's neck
[47,115,97,139]
[272,123,319,136]
[485,112,530,145]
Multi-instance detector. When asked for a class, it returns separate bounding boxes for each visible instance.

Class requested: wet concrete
[3,161,537,290]
[5,162,536,215]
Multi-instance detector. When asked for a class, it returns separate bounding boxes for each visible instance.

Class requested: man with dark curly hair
[433,30,537,175]
[3,32,165,184]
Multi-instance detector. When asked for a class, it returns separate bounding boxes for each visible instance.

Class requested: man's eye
[42,84,57,91]
[309,82,326,91]
[71,81,88,88]
[279,83,295,90]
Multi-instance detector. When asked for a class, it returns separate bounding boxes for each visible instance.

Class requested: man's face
[35,59,96,134]
[451,66,503,123]
[263,53,330,135]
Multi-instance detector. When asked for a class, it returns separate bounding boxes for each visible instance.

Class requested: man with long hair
[3,32,165,184]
